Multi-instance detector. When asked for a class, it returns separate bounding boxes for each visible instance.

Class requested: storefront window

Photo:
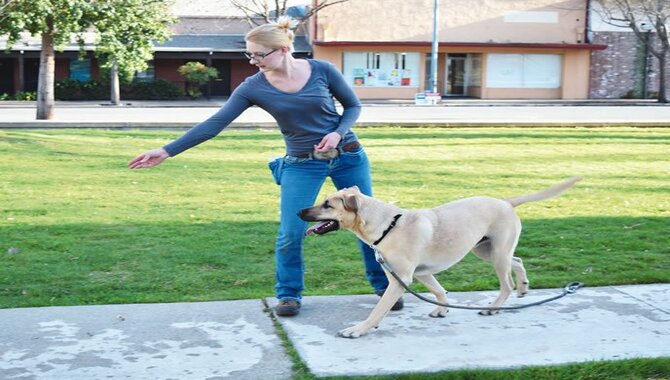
[69,59,91,82]
[343,52,419,87]
[486,54,561,88]
[468,54,482,86]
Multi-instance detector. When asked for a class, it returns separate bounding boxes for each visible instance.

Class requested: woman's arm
[128,84,254,170]
[163,88,254,157]
[325,62,362,138]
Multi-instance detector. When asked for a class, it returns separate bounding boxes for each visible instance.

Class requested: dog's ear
[342,194,359,212]
[348,185,361,194]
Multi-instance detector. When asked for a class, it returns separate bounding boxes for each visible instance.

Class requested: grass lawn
[1,127,668,378]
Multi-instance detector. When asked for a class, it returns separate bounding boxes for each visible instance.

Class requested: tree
[231,0,348,27]
[0,0,97,119]
[593,0,670,103]
[92,0,175,105]
[0,0,175,118]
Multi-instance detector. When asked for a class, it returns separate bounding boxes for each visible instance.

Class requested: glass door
[445,54,466,96]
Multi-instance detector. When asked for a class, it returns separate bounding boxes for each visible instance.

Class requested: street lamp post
[430,0,439,94]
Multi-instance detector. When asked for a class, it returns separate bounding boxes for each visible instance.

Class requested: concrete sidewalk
[1,99,669,128]
[1,284,668,379]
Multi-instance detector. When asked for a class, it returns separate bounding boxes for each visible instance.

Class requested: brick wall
[590,31,670,99]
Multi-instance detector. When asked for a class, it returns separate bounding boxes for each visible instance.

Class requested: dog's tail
[505,177,582,207]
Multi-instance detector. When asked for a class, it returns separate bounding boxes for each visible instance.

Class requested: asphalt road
[1,99,669,128]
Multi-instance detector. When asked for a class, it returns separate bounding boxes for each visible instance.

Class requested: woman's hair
[245,16,299,52]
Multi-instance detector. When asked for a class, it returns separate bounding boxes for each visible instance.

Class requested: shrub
[55,79,87,100]
[82,80,110,100]
[13,91,37,101]
[123,79,183,100]
[54,79,182,100]
[178,62,218,98]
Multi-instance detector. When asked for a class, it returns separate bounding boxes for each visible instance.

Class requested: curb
[1,121,669,129]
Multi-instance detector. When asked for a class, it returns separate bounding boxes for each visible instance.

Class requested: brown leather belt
[293,141,361,159]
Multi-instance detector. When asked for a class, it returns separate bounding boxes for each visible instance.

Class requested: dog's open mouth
[305,220,340,235]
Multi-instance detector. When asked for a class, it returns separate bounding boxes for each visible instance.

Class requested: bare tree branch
[300,0,348,25]
[230,0,264,27]
[593,0,670,102]
[231,0,348,28]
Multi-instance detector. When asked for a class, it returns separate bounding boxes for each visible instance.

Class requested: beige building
[310,0,606,100]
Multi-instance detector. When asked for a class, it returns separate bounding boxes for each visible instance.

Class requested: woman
[128,17,402,316]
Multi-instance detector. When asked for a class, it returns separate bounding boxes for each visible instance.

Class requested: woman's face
[245,41,283,72]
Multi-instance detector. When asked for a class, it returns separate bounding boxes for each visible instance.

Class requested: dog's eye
[323,201,332,209]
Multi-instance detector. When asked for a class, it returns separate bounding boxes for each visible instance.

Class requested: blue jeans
[271,146,389,302]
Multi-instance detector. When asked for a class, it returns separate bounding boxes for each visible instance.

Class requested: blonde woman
[129,17,402,316]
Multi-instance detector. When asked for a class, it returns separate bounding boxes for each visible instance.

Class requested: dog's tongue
[305,221,329,236]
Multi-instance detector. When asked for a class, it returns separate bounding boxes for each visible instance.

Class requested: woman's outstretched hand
[128,148,170,169]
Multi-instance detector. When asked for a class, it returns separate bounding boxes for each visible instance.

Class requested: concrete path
[1,99,669,128]
[269,284,670,377]
[0,300,291,380]
[1,284,668,379]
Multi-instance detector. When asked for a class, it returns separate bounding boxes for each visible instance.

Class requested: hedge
[54,79,184,100]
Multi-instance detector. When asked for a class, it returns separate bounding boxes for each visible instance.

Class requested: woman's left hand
[314,132,342,152]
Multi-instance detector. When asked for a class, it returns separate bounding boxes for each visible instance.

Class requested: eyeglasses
[243,48,278,61]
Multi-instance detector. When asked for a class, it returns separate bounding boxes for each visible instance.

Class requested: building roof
[0,32,98,52]
[155,34,311,53]
[0,34,312,53]
[171,0,310,17]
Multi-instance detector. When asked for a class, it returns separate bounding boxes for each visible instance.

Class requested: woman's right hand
[128,148,170,169]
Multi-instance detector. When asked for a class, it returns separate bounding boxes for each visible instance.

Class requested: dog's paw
[478,309,499,316]
[337,324,370,338]
[429,307,449,318]
[517,281,530,297]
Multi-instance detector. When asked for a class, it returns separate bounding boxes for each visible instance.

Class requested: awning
[313,40,607,51]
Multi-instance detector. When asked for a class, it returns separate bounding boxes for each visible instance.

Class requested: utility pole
[430,0,439,93]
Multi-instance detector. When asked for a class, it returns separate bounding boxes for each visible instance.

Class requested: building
[588,3,669,99]
[6,0,661,101]
[311,0,607,100]
[0,0,311,98]
[153,0,311,97]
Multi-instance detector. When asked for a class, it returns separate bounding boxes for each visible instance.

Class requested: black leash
[376,254,583,311]
[369,214,583,311]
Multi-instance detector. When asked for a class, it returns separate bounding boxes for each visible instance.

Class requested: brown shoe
[376,291,404,311]
[275,300,301,316]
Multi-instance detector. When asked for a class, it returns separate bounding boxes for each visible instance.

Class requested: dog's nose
[297,208,312,221]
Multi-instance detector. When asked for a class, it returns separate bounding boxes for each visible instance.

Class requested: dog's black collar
[372,214,402,246]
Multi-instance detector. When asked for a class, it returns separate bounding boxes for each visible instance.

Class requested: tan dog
[299,177,581,338]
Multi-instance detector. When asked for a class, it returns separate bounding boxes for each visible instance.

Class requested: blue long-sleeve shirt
[163,59,362,157]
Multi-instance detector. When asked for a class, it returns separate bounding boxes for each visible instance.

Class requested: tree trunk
[657,51,668,103]
[36,32,55,120]
[110,60,120,105]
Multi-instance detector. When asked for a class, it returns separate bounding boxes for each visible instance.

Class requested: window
[343,52,420,87]
[69,59,91,82]
[468,54,482,86]
[486,54,561,88]
[135,61,155,82]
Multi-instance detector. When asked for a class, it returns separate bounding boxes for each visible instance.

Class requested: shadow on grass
[0,216,667,309]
